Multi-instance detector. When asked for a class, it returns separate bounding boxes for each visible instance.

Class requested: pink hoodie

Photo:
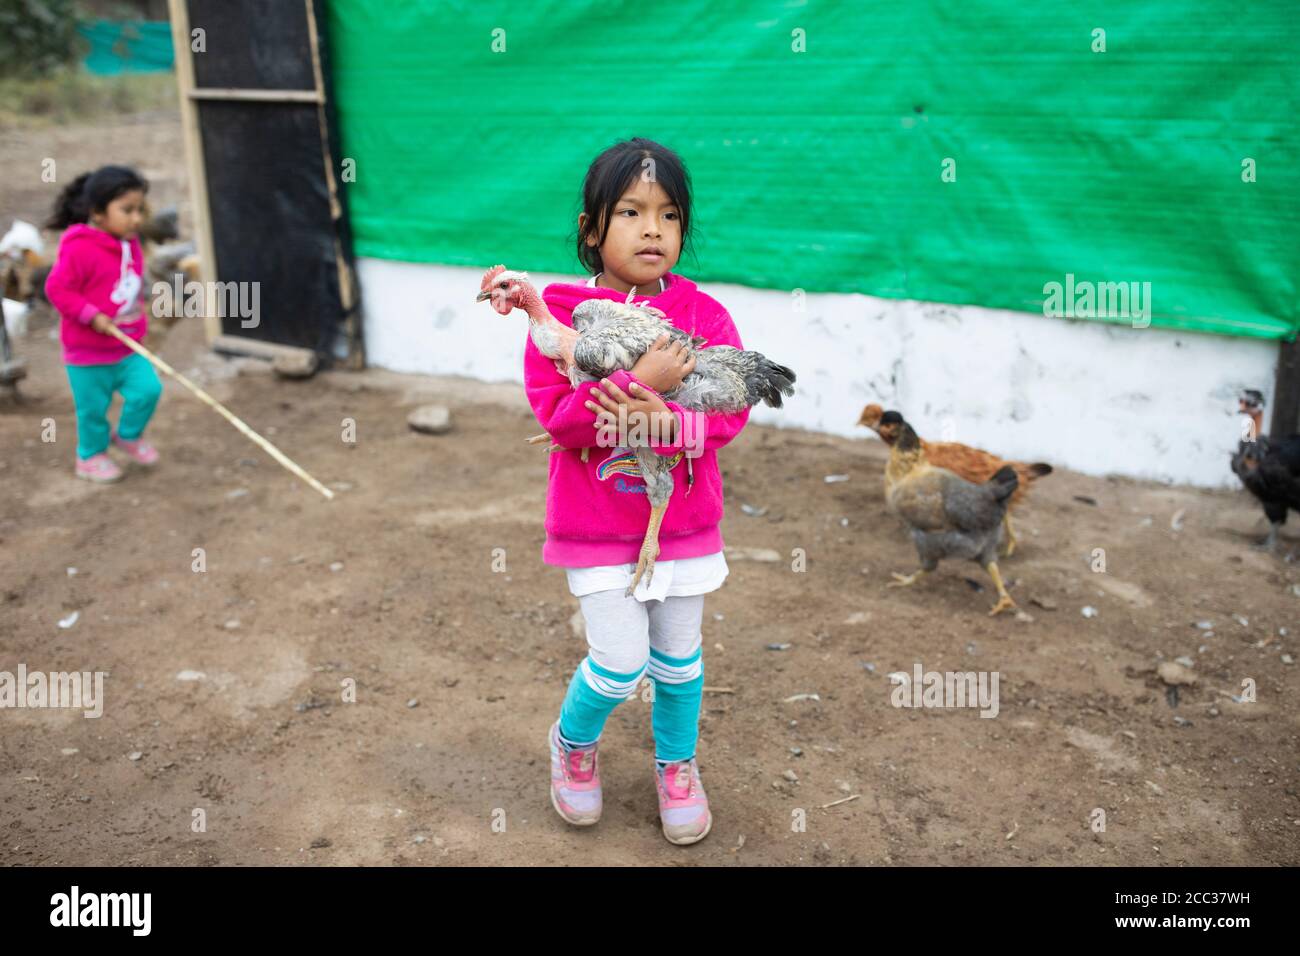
[526,272,750,566]
[44,223,148,366]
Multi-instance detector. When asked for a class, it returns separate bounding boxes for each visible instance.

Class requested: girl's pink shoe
[655,758,712,845]
[548,720,602,826]
[111,432,158,466]
[75,453,123,483]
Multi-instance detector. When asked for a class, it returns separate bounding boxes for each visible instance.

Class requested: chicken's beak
[475,290,492,302]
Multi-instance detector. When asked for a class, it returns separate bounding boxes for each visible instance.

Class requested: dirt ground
[2,112,1298,867]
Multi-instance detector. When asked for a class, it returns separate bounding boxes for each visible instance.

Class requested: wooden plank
[1271,334,1300,437]
[167,0,222,345]
[188,88,323,103]
[210,334,317,363]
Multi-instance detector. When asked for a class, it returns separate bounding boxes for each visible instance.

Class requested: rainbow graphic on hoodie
[595,448,685,481]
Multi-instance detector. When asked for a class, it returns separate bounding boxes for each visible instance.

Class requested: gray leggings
[577,589,705,676]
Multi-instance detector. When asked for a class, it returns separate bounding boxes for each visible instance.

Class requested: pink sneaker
[548,720,602,826]
[655,758,712,845]
[75,453,123,483]
[111,432,158,466]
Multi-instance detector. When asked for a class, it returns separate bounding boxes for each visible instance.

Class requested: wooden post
[166,0,221,346]
[1272,334,1300,437]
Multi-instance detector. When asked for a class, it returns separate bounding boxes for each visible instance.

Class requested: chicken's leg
[1002,513,1018,557]
[887,569,928,588]
[626,449,675,596]
[524,433,589,460]
[524,433,563,453]
[983,561,1017,616]
[1253,521,1282,552]
[627,500,667,597]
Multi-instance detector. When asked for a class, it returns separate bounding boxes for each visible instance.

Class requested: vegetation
[0,0,83,79]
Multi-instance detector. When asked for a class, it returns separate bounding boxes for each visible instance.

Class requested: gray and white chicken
[477,265,796,595]
[570,297,796,414]
[570,296,796,593]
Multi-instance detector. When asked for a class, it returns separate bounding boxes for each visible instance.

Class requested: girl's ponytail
[46,172,92,230]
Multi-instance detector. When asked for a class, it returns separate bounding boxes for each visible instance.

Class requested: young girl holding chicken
[524,137,752,845]
[45,165,162,482]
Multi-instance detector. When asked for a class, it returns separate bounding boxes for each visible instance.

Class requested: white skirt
[564,550,729,603]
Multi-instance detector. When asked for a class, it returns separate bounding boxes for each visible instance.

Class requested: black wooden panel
[197,99,343,353]
[187,0,316,91]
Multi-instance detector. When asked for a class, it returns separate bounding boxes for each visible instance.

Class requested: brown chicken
[883,415,1020,615]
[858,403,1051,556]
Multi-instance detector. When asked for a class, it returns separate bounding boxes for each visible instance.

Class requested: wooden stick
[819,794,860,810]
[103,324,334,500]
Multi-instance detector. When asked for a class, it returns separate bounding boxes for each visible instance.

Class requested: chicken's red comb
[480,264,507,290]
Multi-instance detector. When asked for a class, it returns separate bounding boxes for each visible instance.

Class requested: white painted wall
[356,258,1277,488]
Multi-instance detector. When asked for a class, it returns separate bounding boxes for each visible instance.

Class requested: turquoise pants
[65,353,163,460]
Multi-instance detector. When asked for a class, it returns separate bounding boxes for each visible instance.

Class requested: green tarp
[77,19,173,75]
[326,1,1299,339]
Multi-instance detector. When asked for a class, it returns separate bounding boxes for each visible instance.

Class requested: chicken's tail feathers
[747,357,797,409]
[987,465,1020,503]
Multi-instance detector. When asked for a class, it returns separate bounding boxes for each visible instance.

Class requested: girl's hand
[586,378,677,445]
[90,313,119,335]
[629,334,696,394]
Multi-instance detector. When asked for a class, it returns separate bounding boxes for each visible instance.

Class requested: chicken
[0,297,26,399]
[137,204,200,285]
[883,415,1020,615]
[1,220,47,318]
[1230,390,1300,552]
[133,204,201,345]
[858,403,1051,557]
[479,264,796,594]
[571,297,794,414]
[138,203,180,245]
[569,295,796,592]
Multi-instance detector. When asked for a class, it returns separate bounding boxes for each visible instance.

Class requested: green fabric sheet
[325,1,1299,339]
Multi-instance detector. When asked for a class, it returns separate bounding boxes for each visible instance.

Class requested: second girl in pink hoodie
[45,165,162,483]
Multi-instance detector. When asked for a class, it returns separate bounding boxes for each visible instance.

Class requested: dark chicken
[1230,390,1300,551]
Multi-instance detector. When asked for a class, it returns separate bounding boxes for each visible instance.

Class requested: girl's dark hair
[575,137,694,275]
[46,164,148,230]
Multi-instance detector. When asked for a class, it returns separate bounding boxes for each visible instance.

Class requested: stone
[1157,661,1197,686]
[271,351,319,379]
[407,404,452,435]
